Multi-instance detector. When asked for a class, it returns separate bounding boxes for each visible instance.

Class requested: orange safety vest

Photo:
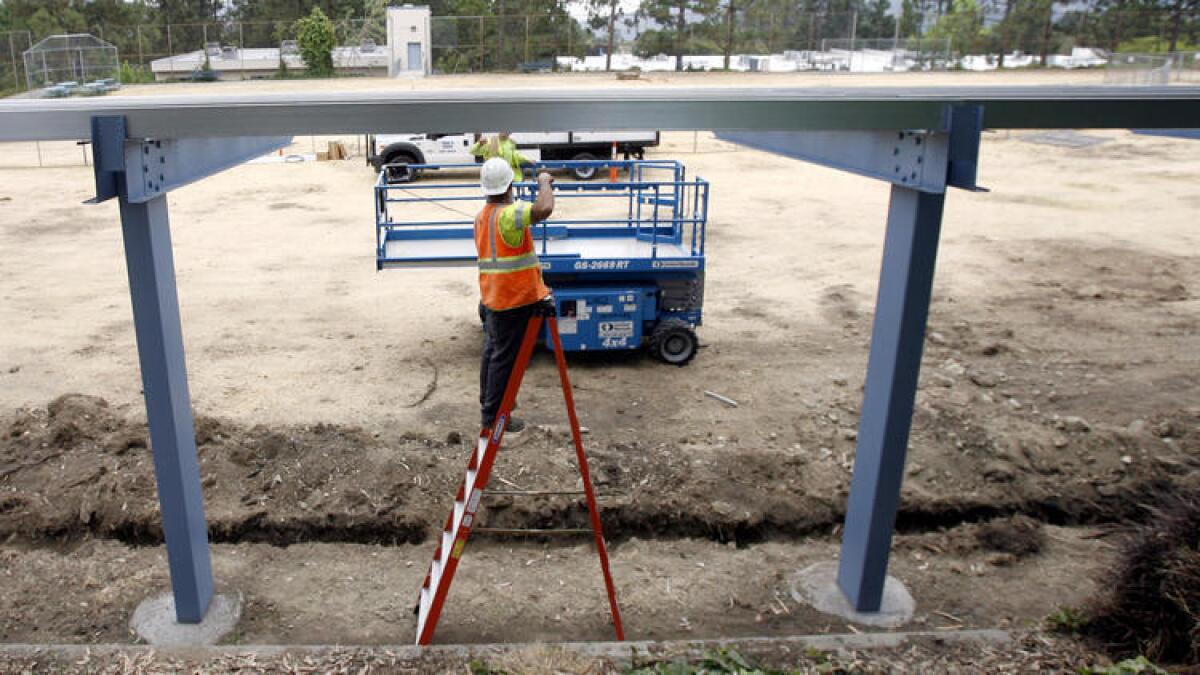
[474,202,550,311]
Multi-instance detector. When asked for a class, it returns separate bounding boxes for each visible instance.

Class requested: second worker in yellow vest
[470,132,532,178]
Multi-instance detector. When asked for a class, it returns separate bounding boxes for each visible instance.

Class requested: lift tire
[649,319,698,366]
[570,153,598,180]
[384,154,418,184]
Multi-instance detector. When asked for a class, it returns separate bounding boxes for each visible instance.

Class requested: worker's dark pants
[479,302,538,428]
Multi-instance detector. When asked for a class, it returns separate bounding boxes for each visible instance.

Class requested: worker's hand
[537,172,554,186]
[534,297,557,317]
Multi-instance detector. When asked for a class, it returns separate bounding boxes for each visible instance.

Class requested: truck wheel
[570,152,597,180]
[649,319,698,366]
[384,153,418,184]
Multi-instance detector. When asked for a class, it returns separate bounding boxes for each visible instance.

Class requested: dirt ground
[0,71,1198,652]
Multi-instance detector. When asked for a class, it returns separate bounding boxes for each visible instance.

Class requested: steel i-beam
[836,106,982,612]
[89,116,289,623]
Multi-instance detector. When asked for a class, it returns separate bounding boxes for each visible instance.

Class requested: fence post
[850,10,857,49]
[239,22,245,80]
[525,15,530,66]
[137,25,144,67]
[479,16,485,72]
[167,23,173,57]
[203,24,208,48]
[8,32,18,90]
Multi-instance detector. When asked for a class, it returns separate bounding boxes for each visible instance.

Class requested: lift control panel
[551,286,657,352]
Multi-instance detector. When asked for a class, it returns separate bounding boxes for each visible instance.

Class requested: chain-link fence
[1103,51,1200,84]
[1171,51,1200,82]
[92,18,389,81]
[432,15,586,73]
[1104,52,1172,84]
[23,34,120,90]
[1,31,33,96]
[817,37,951,71]
[0,6,1194,86]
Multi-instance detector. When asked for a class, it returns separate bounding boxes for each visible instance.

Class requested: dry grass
[1084,487,1200,665]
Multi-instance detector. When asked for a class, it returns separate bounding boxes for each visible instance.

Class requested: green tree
[361,0,388,43]
[899,0,923,36]
[586,0,623,70]
[635,0,720,69]
[295,6,336,76]
[926,0,986,54]
[859,0,898,38]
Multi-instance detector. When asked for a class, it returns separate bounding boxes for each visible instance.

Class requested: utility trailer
[376,159,709,364]
[365,131,660,181]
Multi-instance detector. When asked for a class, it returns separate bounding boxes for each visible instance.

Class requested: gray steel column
[118,190,214,624]
[837,185,945,612]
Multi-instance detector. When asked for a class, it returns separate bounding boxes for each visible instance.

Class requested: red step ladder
[414,312,625,645]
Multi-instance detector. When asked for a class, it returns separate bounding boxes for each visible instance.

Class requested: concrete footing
[789,561,915,628]
[130,592,242,646]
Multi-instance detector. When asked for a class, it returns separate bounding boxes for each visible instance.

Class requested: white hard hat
[480,157,514,196]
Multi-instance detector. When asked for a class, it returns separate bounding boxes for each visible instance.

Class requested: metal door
[407,43,423,72]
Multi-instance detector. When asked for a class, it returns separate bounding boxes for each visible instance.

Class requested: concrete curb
[0,629,1012,664]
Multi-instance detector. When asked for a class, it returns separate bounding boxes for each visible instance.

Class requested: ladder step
[486,490,587,497]
[440,530,453,567]
[414,315,624,645]
[452,500,466,533]
[474,527,593,536]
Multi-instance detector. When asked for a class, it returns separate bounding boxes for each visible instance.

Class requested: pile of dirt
[1083,487,1200,665]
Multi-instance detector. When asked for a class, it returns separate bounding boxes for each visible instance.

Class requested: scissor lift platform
[376,160,710,364]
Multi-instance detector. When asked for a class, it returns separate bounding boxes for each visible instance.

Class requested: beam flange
[716,105,982,194]
[715,128,952,193]
[121,135,291,204]
[88,117,289,204]
[3,86,1198,141]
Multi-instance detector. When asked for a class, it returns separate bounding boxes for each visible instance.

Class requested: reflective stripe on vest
[479,204,530,271]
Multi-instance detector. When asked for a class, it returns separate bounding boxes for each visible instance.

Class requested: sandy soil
[106,68,1115,98]
[0,74,1198,648]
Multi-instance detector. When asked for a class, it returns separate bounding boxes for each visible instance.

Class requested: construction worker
[470,132,532,178]
[475,157,556,434]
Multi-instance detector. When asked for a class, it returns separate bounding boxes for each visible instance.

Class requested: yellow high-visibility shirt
[469,137,530,176]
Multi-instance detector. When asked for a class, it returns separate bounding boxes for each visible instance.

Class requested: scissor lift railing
[375,160,708,272]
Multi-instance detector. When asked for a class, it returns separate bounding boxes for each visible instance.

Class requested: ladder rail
[547,317,626,641]
[414,313,625,645]
[416,314,545,646]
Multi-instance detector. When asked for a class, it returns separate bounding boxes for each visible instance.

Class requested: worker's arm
[496,174,554,247]
[530,173,555,224]
[469,139,486,157]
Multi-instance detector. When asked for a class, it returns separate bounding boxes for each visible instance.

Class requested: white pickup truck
[365,131,660,181]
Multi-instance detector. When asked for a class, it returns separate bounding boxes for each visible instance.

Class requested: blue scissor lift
[376,159,709,364]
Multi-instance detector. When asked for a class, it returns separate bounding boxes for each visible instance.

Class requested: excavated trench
[1,394,1196,551]
[71,476,1196,548]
